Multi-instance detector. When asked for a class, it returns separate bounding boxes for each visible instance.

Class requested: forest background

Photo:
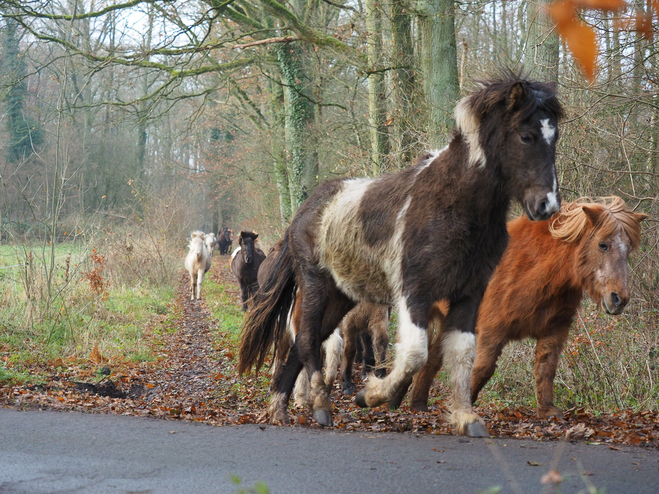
[1,0,659,415]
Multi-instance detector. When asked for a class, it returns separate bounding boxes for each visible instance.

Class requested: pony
[406,197,647,418]
[340,302,390,396]
[184,231,212,301]
[218,227,233,255]
[238,76,563,436]
[231,231,266,311]
[204,232,218,254]
[257,240,344,407]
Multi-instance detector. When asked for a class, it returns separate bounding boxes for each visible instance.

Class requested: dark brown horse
[218,226,233,255]
[407,197,647,418]
[231,231,266,311]
[239,76,563,436]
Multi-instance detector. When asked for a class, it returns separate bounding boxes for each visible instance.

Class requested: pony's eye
[599,242,608,252]
[520,134,532,144]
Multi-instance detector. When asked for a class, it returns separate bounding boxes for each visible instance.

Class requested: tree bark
[417,0,460,146]
[526,0,559,82]
[391,0,416,164]
[366,0,390,175]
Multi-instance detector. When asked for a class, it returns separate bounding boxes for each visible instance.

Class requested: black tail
[238,235,296,374]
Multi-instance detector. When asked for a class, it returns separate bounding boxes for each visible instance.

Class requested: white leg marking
[293,370,311,407]
[540,118,556,145]
[322,328,343,388]
[364,297,427,405]
[442,331,482,433]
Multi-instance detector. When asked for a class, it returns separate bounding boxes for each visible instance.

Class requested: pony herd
[196,76,648,437]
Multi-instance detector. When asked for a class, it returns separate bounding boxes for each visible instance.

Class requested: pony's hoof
[313,409,333,427]
[537,406,564,420]
[464,422,489,438]
[342,382,356,396]
[355,391,368,408]
[410,402,429,413]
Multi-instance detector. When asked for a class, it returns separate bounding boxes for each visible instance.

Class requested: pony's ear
[254,234,259,239]
[507,82,526,110]
[634,212,649,223]
[581,205,601,226]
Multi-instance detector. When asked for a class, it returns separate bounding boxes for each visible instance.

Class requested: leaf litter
[1,260,657,449]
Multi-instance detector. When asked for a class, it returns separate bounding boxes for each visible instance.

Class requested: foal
[408,197,647,418]
[239,76,563,436]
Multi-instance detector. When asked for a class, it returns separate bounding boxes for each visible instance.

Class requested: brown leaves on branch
[548,0,657,81]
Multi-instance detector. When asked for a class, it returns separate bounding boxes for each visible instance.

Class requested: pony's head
[550,197,648,315]
[455,75,564,221]
[239,231,259,264]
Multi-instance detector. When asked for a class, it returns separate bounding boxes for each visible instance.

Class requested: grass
[0,239,178,374]
[202,272,272,405]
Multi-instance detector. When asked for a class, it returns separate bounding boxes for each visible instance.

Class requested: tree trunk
[526,0,559,82]
[275,42,316,212]
[366,0,390,175]
[391,0,416,164]
[417,0,460,146]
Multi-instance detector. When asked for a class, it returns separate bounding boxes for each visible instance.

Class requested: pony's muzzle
[602,291,628,315]
[524,189,561,221]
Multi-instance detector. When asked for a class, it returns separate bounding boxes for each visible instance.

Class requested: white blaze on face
[545,174,560,215]
[540,118,556,145]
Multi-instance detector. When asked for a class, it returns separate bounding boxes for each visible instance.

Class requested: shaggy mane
[455,73,564,168]
[549,197,643,250]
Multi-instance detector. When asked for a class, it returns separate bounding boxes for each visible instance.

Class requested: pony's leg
[407,331,445,412]
[293,368,311,407]
[322,329,343,390]
[361,332,376,376]
[189,273,195,301]
[268,344,303,424]
[355,297,428,409]
[372,320,389,379]
[341,319,358,396]
[297,282,353,426]
[440,297,489,437]
[196,270,204,300]
[470,329,508,405]
[534,326,569,419]
[240,284,249,312]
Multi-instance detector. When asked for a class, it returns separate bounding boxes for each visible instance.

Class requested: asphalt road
[1,408,657,493]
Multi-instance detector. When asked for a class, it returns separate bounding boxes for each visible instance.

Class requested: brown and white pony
[340,302,390,396]
[239,76,564,436]
[406,197,647,418]
[231,231,266,311]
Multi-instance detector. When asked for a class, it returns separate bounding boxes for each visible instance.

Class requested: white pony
[184,231,212,301]
[204,232,218,255]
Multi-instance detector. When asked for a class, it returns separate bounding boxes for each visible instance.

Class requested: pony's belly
[318,243,395,304]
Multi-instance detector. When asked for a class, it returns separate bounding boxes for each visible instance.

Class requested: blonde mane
[549,196,644,250]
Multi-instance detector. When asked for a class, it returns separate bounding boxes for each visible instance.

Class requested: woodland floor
[2,257,658,449]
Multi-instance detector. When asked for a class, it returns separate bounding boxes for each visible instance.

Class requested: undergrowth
[0,238,178,373]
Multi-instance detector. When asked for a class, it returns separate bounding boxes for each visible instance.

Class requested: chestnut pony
[407,197,647,418]
[239,76,563,436]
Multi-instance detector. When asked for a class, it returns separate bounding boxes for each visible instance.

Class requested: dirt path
[2,256,659,448]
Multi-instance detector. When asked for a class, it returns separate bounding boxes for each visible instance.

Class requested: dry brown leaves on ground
[1,259,658,449]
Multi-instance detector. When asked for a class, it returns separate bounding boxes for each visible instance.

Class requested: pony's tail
[238,236,296,375]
